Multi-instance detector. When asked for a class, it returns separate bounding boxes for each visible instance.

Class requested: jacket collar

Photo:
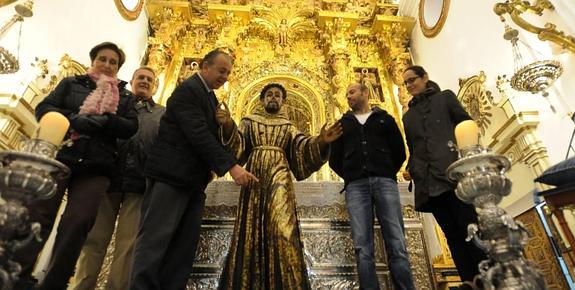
[134,97,157,112]
[195,72,213,93]
[341,106,387,121]
[408,88,437,108]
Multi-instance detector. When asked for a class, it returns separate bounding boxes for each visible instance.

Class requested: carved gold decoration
[0,0,17,8]
[494,0,575,54]
[516,208,570,289]
[114,0,144,21]
[251,6,315,50]
[418,0,450,38]
[147,0,415,136]
[457,71,494,135]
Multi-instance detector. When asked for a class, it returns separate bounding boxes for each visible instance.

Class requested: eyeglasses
[403,76,420,86]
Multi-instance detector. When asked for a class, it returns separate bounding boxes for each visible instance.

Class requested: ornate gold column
[373,14,415,113]
[146,6,189,73]
[318,13,357,117]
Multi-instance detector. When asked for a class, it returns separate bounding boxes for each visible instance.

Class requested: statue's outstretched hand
[318,121,343,145]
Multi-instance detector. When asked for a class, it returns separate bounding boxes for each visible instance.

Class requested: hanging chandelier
[501,21,563,112]
[503,24,563,95]
[0,0,34,74]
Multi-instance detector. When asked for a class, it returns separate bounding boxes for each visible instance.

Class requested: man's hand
[216,101,234,137]
[229,164,259,186]
[318,121,343,147]
[216,101,233,126]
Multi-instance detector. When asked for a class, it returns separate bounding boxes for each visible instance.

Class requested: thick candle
[454,120,479,148]
[37,112,70,146]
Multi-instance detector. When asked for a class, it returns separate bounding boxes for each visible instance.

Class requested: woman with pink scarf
[13,42,138,290]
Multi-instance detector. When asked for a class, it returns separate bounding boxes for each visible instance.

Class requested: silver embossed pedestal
[0,139,69,290]
[446,145,546,290]
[186,181,435,290]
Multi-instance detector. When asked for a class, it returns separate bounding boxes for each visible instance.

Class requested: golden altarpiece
[0,0,461,289]
[140,0,438,289]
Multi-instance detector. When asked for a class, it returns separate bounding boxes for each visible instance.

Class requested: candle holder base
[0,139,69,289]
[447,145,546,290]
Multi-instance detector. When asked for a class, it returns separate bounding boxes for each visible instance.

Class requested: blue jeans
[345,177,415,290]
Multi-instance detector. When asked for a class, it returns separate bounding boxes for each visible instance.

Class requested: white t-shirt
[353,111,372,125]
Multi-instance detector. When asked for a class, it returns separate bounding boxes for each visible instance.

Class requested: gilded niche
[146,0,415,134]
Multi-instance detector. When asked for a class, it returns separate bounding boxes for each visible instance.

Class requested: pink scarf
[79,68,120,115]
[70,69,120,140]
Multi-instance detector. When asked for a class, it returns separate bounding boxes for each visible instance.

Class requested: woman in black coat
[401,65,487,288]
[15,42,138,290]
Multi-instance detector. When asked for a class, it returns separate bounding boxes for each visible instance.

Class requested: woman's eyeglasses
[403,76,420,86]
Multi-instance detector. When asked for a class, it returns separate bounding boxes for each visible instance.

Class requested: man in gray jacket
[70,67,165,290]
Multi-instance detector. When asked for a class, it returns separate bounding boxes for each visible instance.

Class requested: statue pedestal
[189,180,435,289]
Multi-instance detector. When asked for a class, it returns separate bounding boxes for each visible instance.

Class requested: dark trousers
[37,173,111,290]
[129,180,206,290]
[429,190,487,283]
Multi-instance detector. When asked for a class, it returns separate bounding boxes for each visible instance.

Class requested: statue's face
[261,87,284,113]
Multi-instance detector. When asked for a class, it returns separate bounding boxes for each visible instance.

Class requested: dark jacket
[144,73,236,189]
[111,99,165,194]
[402,89,471,212]
[35,75,138,175]
[329,107,406,184]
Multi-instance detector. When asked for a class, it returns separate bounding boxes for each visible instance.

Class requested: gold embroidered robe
[218,108,328,290]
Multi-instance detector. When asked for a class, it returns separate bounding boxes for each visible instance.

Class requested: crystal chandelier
[0,0,34,74]
[502,22,563,112]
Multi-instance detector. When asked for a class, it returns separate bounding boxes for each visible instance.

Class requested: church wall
[400,0,575,213]
[0,0,149,95]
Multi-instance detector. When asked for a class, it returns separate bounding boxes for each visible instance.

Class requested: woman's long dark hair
[404,65,441,92]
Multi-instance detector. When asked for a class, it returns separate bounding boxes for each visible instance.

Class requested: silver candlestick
[446,144,546,290]
[0,139,69,290]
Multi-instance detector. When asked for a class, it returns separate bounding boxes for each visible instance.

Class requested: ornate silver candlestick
[0,139,69,290]
[446,145,546,290]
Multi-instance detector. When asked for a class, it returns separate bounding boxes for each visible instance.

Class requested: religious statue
[360,68,382,102]
[216,83,342,290]
[279,19,288,46]
[194,29,206,53]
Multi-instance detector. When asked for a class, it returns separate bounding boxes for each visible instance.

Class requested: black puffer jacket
[35,75,138,175]
[402,89,471,212]
[329,107,406,184]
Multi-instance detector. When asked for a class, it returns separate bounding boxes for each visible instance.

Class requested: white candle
[454,120,480,148]
[37,112,70,146]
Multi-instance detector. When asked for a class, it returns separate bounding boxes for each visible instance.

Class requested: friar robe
[218,107,328,290]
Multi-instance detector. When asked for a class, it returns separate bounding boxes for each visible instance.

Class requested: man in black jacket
[70,66,164,290]
[129,49,257,290]
[329,82,415,290]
